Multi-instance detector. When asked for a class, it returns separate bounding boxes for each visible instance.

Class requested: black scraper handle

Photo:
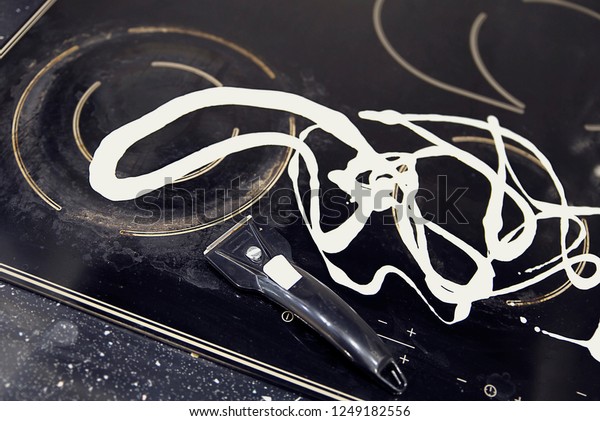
[257,256,407,395]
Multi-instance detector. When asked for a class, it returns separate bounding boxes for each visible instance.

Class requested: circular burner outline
[12,27,296,237]
[390,135,590,307]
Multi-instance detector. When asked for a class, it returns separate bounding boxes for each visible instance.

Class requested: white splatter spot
[520,317,527,324]
[155,361,161,367]
[56,381,64,388]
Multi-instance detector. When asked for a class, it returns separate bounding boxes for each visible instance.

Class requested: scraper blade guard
[203,216,289,290]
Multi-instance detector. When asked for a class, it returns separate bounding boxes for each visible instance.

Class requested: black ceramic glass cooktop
[1,0,600,400]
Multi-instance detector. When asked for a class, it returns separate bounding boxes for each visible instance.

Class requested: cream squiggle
[89,86,600,324]
[521,317,600,362]
[538,322,600,362]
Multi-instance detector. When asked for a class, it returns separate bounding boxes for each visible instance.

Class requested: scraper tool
[204,216,407,395]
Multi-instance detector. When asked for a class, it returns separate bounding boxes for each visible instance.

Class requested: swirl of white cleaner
[89,86,600,324]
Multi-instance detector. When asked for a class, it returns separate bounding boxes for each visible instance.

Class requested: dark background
[0,0,599,400]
